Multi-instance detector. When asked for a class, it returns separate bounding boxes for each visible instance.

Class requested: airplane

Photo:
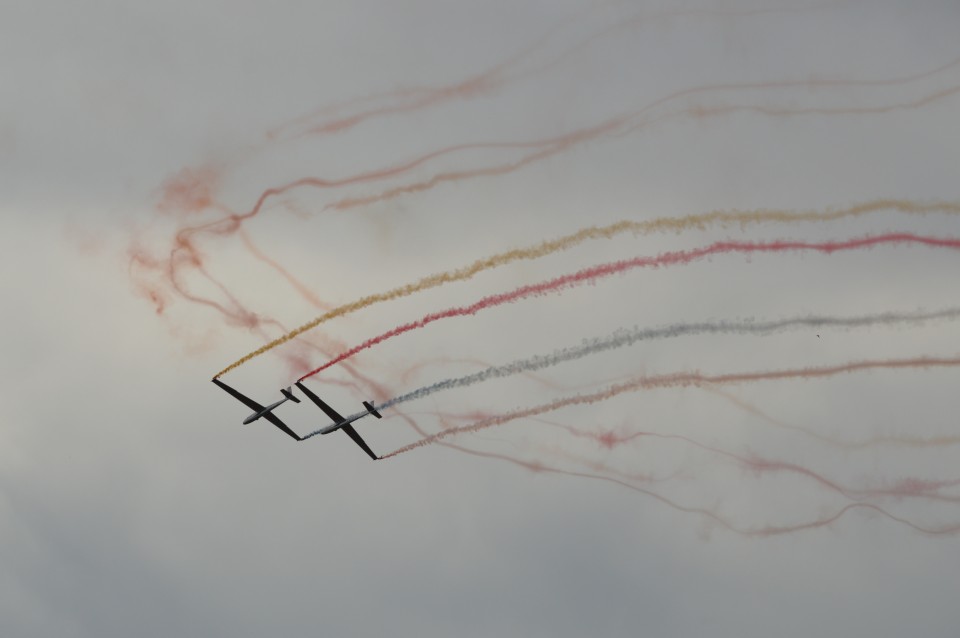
[244,387,300,424]
[294,381,382,460]
[212,378,304,441]
[212,378,383,459]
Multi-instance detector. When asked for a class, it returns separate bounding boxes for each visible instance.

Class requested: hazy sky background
[3,1,960,636]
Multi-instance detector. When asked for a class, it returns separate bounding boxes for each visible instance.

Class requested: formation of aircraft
[212,378,382,460]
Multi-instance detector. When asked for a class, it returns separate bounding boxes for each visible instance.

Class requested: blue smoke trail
[378,307,960,410]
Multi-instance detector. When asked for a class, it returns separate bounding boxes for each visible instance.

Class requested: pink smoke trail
[533,418,960,504]
[415,440,960,536]
[701,385,960,449]
[270,2,837,141]
[298,233,960,381]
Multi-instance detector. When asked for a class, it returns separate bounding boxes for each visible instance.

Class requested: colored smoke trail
[237,228,334,312]
[380,354,960,458]
[254,54,960,220]
[382,407,960,537]
[377,307,960,411]
[400,416,960,536]
[145,48,960,341]
[360,406,960,537]
[701,385,960,449]
[270,1,845,142]
[267,0,581,141]
[426,428,960,535]
[531,418,960,504]
[407,413,960,536]
[325,57,960,211]
[214,200,960,377]
[296,233,960,381]
[455,457,960,537]
[123,2,960,540]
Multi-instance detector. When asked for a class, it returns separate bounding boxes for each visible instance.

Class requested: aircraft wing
[213,378,267,413]
[296,381,377,459]
[213,379,302,441]
[258,411,302,441]
[295,381,346,422]
[340,424,378,460]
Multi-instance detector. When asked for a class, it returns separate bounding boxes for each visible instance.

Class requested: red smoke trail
[147,133,605,321]
[701,385,960,449]
[265,1,589,142]
[179,6,867,227]
[326,60,960,211]
[238,133,610,219]
[246,32,960,223]
[237,228,334,312]
[381,354,960,457]
[405,414,960,536]
[398,411,671,492]
[155,52,960,258]
[133,50,960,335]
[130,210,260,326]
[532,418,960,504]
[324,122,624,211]
[197,61,960,303]
[269,2,824,142]
[424,440,960,536]
[298,233,960,380]
[665,83,960,130]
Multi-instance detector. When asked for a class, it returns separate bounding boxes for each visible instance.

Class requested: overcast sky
[3,1,960,636]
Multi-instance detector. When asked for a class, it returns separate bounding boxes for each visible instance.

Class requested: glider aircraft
[242,386,300,424]
[213,379,304,440]
[212,378,382,459]
[294,381,381,460]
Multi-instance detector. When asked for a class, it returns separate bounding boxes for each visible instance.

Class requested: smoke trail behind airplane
[377,307,960,411]
[296,232,960,381]
[213,199,960,378]
[382,355,960,458]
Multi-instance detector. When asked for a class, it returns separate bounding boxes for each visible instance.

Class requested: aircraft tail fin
[282,387,301,403]
[363,401,383,419]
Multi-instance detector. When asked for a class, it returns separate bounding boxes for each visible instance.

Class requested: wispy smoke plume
[296,233,960,381]
[380,307,960,410]
[213,201,960,377]
[383,354,960,458]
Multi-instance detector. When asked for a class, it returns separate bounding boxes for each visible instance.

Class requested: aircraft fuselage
[316,410,370,435]
[243,396,291,424]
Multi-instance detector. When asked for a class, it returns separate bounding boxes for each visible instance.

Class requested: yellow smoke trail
[214,199,960,377]
[381,355,960,458]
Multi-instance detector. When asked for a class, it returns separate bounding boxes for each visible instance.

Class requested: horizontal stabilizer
[363,401,383,419]
[281,387,301,403]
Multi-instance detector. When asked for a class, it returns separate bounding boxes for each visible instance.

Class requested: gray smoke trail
[379,307,960,410]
